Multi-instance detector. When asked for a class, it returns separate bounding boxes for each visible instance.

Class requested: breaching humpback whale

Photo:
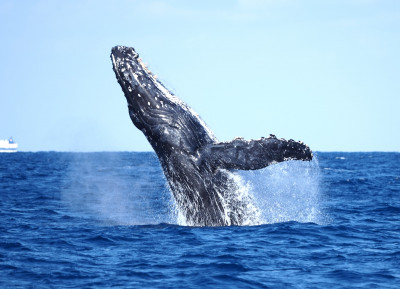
[111,46,312,226]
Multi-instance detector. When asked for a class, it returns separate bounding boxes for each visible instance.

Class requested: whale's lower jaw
[111,45,313,227]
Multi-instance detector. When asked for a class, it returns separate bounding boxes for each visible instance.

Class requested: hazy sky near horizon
[1,0,399,152]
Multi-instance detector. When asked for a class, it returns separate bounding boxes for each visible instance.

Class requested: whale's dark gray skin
[111,46,312,226]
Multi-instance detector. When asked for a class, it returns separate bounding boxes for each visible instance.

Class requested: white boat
[0,137,18,153]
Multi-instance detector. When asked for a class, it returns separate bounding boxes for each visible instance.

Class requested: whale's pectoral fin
[200,135,313,171]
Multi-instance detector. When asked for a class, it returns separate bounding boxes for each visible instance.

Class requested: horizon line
[7,150,400,154]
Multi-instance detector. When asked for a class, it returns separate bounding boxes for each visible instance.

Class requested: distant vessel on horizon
[0,137,18,153]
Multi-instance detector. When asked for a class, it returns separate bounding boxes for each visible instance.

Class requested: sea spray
[61,152,175,225]
[221,171,263,226]
[61,152,325,226]
[239,157,326,225]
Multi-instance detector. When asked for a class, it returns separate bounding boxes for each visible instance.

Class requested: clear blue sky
[1,0,399,152]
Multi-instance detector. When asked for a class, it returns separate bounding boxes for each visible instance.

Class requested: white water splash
[223,172,263,226]
[170,158,325,227]
[239,157,326,225]
[61,154,325,227]
[166,169,263,227]
[173,205,189,227]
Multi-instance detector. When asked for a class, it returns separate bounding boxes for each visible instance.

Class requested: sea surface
[0,152,399,288]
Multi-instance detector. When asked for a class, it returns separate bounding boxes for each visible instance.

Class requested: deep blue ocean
[0,152,399,288]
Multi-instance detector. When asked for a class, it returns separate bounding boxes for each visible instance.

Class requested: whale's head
[111,46,215,152]
[111,46,176,137]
